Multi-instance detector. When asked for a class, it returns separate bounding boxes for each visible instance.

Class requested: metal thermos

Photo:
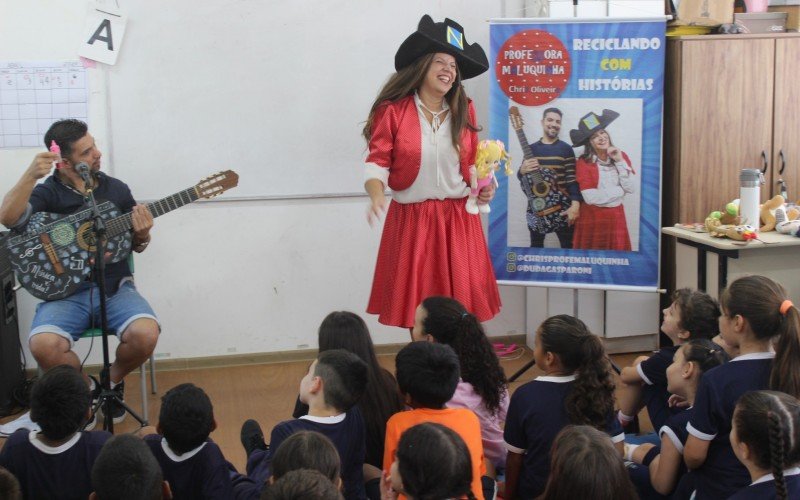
[740,169,764,230]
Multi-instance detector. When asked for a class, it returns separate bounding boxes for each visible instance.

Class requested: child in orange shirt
[383,342,486,500]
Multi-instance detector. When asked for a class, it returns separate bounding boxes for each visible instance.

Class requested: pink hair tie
[780,299,794,316]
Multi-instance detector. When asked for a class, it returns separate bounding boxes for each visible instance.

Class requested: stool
[79,328,157,422]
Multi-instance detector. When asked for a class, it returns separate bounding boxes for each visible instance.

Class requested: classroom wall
[1,0,657,370]
[0,0,535,369]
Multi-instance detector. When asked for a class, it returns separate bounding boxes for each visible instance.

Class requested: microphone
[74,162,92,184]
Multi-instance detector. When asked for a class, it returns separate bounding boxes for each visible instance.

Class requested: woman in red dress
[362,15,501,329]
[569,109,636,251]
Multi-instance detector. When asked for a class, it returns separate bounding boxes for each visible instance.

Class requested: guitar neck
[513,127,545,185]
[514,128,535,160]
[106,187,199,237]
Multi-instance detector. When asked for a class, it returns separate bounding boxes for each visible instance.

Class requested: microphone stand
[80,166,147,432]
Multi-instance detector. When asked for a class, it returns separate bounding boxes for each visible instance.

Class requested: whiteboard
[106,0,501,200]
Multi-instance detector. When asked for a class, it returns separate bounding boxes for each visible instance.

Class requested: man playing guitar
[517,108,581,248]
[0,119,159,424]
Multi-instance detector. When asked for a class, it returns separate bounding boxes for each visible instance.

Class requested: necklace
[418,100,448,133]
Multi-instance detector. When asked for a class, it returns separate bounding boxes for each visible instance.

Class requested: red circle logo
[495,30,571,105]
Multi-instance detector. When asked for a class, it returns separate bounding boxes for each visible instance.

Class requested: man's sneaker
[240,419,268,458]
[98,381,126,424]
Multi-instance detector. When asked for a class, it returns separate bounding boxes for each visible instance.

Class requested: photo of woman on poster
[569,109,636,251]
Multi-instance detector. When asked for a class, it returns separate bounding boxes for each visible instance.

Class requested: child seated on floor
[503,315,624,500]
[90,434,171,500]
[263,469,343,500]
[539,425,637,500]
[142,383,233,499]
[618,288,720,434]
[381,422,474,500]
[728,390,800,500]
[0,365,111,500]
[242,349,368,500]
[257,431,343,500]
[411,296,509,474]
[384,341,487,500]
[625,338,728,498]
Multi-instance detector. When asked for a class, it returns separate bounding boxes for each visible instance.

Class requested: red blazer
[366,94,478,191]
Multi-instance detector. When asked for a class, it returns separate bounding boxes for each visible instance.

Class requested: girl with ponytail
[502,315,623,499]
[412,296,509,470]
[729,390,800,500]
[684,275,800,499]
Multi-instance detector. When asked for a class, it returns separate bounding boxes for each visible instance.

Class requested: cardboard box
[768,5,800,30]
[734,12,787,32]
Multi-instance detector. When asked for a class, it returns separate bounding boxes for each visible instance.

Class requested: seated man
[0,119,159,422]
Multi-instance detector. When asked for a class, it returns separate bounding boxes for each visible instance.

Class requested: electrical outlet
[297,344,309,349]
[227,347,237,353]
[155,352,171,359]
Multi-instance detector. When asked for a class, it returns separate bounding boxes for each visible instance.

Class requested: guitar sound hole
[532,182,550,198]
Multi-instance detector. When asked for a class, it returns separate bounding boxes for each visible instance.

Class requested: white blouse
[364,93,470,204]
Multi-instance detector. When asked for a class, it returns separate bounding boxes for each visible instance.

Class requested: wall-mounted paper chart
[0,61,89,148]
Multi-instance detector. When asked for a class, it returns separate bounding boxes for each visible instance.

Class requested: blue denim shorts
[30,280,159,347]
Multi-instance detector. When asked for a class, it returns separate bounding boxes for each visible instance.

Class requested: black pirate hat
[394,15,489,80]
[569,109,621,147]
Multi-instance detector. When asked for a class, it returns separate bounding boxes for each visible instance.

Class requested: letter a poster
[488,18,665,290]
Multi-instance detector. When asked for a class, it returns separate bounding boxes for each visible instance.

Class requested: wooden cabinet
[661,33,800,295]
[663,33,800,227]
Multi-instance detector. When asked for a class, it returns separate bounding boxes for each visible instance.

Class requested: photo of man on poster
[516,107,581,248]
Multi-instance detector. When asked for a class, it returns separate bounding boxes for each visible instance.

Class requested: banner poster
[488,18,665,291]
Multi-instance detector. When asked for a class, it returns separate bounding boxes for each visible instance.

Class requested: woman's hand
[367,191,388,226]
[478,182,496,204]
[607,147,624,164]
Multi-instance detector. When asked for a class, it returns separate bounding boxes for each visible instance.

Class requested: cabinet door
[678,39,774,223]
[773,37,800,203]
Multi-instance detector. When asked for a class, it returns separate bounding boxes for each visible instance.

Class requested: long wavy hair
[318,312,404,462]
[721,275,800,398]
[421,296,507,415]
[538,315,615,430]
[580,129,616,162]
[362,53,479,150]
[734,391,800,500]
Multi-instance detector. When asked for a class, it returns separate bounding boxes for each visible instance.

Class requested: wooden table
[661,227,800,300]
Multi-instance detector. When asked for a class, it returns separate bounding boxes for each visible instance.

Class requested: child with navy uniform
[626,339,728,497]
[0,365,111,500]
[244,349,368,500]
[503,315,624,500]
[618,289,720,433]
[142,383,233,499]
[729,391,800,500]
[684,276,800,499]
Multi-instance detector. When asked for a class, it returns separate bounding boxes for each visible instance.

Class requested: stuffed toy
[467,139,513,215]
[707,199,741,226]
[759,194,800,232]
[775,205,800,236]
[705,220,758,241]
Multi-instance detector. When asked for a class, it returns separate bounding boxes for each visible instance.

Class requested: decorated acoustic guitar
[509,107,570,234]
[6,170,239,301]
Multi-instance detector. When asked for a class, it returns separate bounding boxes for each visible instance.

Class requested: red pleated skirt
[572,204,631,251]
[367,197,502,328]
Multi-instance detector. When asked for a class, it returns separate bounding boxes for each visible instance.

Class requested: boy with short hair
[243,349,368,500]
[0,365,111,499]
[383,342,486,500]
[142,383,234,499]
[90,434,171,500]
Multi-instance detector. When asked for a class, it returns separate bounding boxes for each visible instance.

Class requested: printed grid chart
[0,61,89,148]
